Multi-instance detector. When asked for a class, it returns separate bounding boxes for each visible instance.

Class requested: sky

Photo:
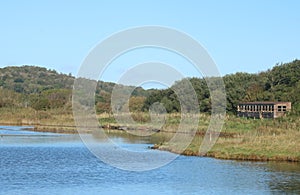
[0,0,299,86]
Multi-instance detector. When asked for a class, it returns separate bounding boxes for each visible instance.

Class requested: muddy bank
[16,123,235,137]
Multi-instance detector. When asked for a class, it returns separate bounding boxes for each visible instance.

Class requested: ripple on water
[0,126,299,194]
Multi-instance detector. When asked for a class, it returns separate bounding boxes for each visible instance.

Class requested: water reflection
[0,126,80,147]
[94,129,174,145]
[266,162,300,193]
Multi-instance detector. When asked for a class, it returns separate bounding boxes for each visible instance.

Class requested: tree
[0,89,22,108]
[129,96,146,112]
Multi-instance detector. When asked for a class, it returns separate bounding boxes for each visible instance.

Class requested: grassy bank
[154,114,300,162]
[1,108,299,162]
[0,107,76,132]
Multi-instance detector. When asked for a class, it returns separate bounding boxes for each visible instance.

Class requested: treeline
[143,60,300,114]
[225,59,300,114]
[0,60,300,115]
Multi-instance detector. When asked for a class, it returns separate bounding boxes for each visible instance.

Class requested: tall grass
[150,113,300,161]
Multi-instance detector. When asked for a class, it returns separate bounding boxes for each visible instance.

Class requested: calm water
[0,126,299,194]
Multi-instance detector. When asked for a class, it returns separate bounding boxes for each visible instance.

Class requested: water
[0,126,299,194]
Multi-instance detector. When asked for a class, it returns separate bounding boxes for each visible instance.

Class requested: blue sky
[0,0,299,84]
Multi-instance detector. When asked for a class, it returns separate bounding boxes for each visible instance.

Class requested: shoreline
[1,123,299,163]
[151,145,300,162]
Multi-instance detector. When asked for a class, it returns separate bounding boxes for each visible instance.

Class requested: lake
[0,126,299,194]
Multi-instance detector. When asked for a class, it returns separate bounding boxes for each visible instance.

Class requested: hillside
[0,60,299,114]
[0,66,74,93]
[0,65,148,112]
